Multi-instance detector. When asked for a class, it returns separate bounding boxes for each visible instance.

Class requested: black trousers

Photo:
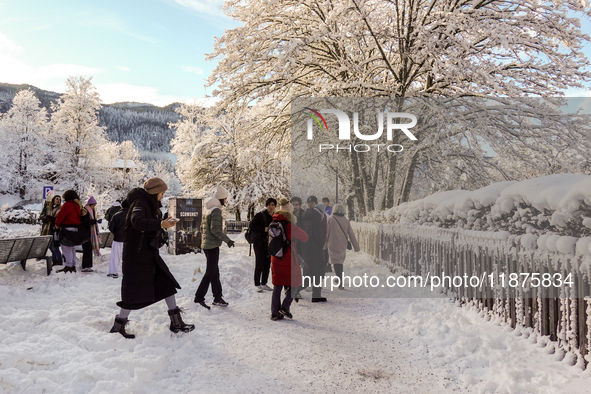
[309,263,324,298]
[271,285,293,315]
[82,241,93,269]
[195,247,222,302]
[254,243,271,286]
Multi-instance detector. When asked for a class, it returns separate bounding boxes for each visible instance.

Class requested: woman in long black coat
[109,177,195,338]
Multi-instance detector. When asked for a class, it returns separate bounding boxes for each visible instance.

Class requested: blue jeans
[49,239,63,263]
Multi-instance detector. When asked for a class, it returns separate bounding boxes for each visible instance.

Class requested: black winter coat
[249,209,273,249]
[108,207,129,242]
[105,205,122,222]
[301,208,325,275]
[117,188,180,310]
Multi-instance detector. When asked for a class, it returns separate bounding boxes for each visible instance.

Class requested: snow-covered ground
[1,234,590,393]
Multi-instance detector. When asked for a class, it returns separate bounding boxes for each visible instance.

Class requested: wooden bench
[75,232,114,253]
[0,236,53,276]
[100,232,114,248]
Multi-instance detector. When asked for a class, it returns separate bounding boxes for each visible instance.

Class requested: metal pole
[336,167,339,203]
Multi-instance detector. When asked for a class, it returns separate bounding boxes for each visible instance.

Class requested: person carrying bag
[326,204,360,290]
[55,190,89,273]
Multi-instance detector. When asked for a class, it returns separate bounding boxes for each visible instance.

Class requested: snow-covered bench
[0,235,53,276]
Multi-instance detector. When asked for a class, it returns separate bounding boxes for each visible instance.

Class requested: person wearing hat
[193,185,235,309]
[109,177,194,338]
[298,195,328,302]
[104,200,122,223]
[80,196,101,273]
[269,197,308,320]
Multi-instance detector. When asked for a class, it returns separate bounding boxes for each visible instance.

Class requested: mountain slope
[0,82,187,153]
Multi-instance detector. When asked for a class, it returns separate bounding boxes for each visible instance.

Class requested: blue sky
[0,0,235,106]
[0,1,589,106]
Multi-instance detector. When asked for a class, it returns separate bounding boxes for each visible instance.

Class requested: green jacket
[201,197,231,249]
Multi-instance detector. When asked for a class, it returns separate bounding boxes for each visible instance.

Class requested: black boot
[110,316,135,339]
[168,307,195,333]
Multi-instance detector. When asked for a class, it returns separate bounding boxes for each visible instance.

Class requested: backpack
[245,218,262,244]
[267,220,290,258]
[244,227,258,244]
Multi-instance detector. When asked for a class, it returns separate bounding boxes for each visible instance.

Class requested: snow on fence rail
[352,221,591,367]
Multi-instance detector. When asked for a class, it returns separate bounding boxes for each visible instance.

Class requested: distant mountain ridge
[0,82,184,153]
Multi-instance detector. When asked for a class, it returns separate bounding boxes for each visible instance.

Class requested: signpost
[43,186,54,200]
[167,198,203,255]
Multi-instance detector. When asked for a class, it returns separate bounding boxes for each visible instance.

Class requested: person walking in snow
[315,202,331,273]
[290,196,305,261]
[249,198,277,292]
[107,199,129,278]
[326,204,360,289]
[109,177,194,338]
[298,195,327,302]
[81,196,101,273]
[40,193,63,266]
[55,190,89,273]
[270,198,308,320]
[193,186,235,309]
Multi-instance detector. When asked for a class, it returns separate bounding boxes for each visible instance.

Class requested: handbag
[150,229,168,249]
[334,217,352,250]
[60,226,87,246]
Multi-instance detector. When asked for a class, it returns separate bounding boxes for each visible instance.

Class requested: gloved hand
[227,240,235,248]
[97,219,103,224]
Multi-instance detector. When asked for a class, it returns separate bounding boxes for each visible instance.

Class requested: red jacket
[55,200,82,227]
[271,211,309,287]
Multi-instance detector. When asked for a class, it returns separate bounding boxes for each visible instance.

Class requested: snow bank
[372,174,591,240]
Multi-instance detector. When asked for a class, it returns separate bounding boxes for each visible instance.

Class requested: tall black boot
[168,307,195,333]
[110,316,135,339]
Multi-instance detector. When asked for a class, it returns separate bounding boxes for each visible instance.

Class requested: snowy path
[1,237,590,393]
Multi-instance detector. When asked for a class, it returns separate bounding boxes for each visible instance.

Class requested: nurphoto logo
[305,107,417,140]
[303,107,418,153]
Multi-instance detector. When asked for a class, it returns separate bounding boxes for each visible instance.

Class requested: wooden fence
[352,222,591,366]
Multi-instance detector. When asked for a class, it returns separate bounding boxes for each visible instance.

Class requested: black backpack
[267,220,290,258]
[244,227,258,244]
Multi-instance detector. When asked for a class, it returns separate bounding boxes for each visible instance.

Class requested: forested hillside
[0,83,182,153]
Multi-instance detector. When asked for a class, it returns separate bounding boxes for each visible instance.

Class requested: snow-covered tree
[207,0,591,213]
[107,140,148,196]
[0,89,48,198]
[49,76,114,192]
[145,158,182,197]
[171,103,289,219]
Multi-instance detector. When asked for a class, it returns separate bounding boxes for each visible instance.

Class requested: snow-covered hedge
[0,204,38,225]
[366,174,591,238]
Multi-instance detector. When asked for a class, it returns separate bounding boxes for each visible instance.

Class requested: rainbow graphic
[304,107,328,132]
